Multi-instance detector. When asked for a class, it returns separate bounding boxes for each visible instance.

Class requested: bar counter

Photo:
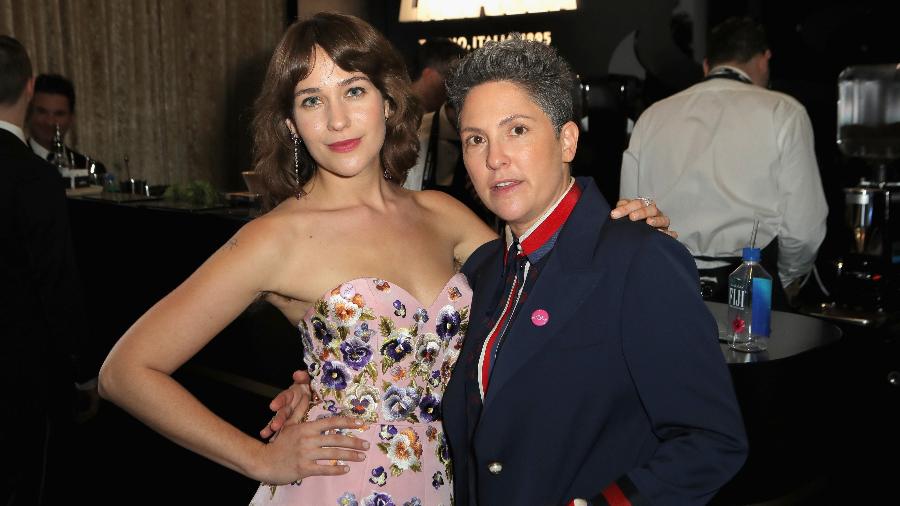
[67,194,298,388]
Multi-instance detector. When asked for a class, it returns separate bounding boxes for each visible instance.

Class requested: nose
[327,100,349,131]
[486,140,509,171]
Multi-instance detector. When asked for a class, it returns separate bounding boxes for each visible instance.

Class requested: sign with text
[419,31,553,49]
[399,0,576,22]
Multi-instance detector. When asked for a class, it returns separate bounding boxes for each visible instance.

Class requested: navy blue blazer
[444,178,747,505]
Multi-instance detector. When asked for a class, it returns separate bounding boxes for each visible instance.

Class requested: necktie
[481,239,528,395]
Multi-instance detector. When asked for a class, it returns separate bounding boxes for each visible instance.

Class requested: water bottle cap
[742,247,761,261]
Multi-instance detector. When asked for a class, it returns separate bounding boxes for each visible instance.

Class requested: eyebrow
[460,114,535,135]
[295,75,371,96]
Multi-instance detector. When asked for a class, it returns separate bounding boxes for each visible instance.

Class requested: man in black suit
[26,73,107,175]
[0,35,91,505]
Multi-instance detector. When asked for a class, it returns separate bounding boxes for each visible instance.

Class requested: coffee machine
[833,64,900,315]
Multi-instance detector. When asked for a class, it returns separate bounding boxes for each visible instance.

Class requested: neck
[0,101,27,129]
[709,60,762,87]
[509,175,574,237]
[304,165,396,211]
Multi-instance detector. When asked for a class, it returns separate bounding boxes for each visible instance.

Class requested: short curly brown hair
[252,12,421,209]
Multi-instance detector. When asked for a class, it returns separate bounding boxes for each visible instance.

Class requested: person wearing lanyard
[619,17,828,310]
[440,35,747,505]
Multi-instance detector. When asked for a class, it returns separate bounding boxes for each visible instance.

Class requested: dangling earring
[383,168,392,180]
[293,133,304,199]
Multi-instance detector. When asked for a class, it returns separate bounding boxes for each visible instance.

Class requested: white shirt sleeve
[774,104,829,286]
[619,119,644,200]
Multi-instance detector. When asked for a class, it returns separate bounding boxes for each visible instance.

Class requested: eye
[300,96,321,108]
[346,86,366,98]
[510,125,528,136]
[465,135,485,146]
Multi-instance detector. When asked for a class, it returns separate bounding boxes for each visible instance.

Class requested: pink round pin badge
[531,309,549,326]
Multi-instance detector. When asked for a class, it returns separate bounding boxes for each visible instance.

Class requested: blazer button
[488,461,503,475]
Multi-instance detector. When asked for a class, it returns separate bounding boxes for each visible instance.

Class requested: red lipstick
[327,138,361,153]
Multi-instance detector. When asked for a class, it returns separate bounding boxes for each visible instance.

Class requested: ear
[24,76,35,102]
[284,118,297,137]
[702,58,710,76]
[384,99,392,120]
[759,49,772,72]
[559,120,579,163]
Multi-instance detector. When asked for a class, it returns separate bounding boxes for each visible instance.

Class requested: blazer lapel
[451,239,504,440]
[482,179,612,412]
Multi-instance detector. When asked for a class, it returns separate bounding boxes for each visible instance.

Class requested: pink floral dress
[250,274,470,506]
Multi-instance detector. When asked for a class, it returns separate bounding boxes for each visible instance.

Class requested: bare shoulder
[410,189,472,219]
[410,189,497,264]
[219,203,315,271]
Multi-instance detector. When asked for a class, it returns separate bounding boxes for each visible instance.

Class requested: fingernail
[354,419,364,426]
[610,211,620,218]
[342,465,350,473]
[362,441,370,449]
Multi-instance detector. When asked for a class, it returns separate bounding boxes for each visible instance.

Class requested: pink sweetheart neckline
[301,272,468,321]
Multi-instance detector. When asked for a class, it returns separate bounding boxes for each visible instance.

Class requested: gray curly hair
[445,34,575,135]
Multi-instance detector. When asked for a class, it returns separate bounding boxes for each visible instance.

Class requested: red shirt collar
[505,178,582,262]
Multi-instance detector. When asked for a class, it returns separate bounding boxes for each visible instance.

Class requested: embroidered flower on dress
[428,370,441,388]
[343,384,379,420]
[381,330,414,362]
[374,279,391,292]
[338,492,359,506]
[403,499,422,506]
[379,424,398,441]
[413,308,429,323]
[311,316,337,345]
[393,300,407,318]
[418,394,441,423]
[425,425,437,442]
[321,361,351,390]
[368,466,388,487]
[363,491,395,506]
[298,320,313,350]
[448,286,462,300]
[391,365,407,382]
[381,385,421,421]
[339,337,373,370]
[440,359,454,384]
[383,427,423,472]
[437,432,450,466]
[354,322,374,342]
[415,333,442,366]
[329,293,364,327]
[307,361,321,378]
[323,399,339,414]
[432,471,444,489]
[436,305,461,340]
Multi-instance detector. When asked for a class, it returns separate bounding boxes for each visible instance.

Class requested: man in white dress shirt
[619,17,828,308]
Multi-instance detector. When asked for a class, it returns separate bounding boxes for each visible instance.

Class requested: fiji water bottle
[727,247,772,352]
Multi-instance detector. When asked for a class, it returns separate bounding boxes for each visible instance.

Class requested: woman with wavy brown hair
[98,12,667,506]
[99,12,493,505]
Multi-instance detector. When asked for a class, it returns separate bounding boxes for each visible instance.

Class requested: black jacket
[0,128,90,382]
[444,178,747,505]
